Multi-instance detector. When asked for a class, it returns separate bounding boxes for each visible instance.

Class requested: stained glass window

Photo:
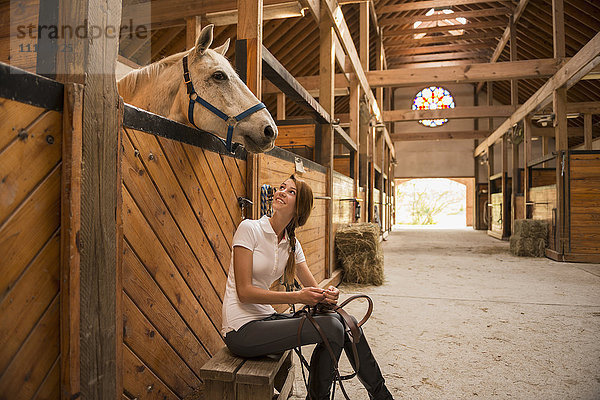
[412,86,455,128]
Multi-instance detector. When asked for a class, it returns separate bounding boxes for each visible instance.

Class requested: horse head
[184,25,277,153]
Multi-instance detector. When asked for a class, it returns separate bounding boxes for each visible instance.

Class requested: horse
[118,24,277,153]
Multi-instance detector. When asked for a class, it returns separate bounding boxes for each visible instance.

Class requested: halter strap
[182,55,267,153]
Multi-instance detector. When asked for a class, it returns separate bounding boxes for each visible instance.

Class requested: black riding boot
[344,334,394,400]
[306,343,343,400]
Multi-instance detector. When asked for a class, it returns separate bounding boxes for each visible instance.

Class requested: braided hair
[282,175,313,287]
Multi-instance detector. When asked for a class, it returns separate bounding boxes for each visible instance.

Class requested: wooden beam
[277,92,286,120]
[501,135,509,237]
[390,130,490,141]
[388,50,491,64]
[369,58,560,87]
[384,20,507,37]
[584,113,593,150]
[321,0,394,158]
[378,0,512,14]
[385,41,496,56]
[320,0,334,278]
[262,46,330,124]
[238,0,263,219]
[205,1,303,26]
[475,0,530,93]
[151,27,183,60]
[148,0,287,24]
[523,116,532,218]
[384,105,518,122]
[360,1,369,71]
[474,31,600,157]
[56,0,123,397]
[186,16,201,49]
[384,31,502,45]
[379,8,511,26]
[349,78,360,195]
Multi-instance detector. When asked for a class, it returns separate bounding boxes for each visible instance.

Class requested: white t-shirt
[221,215,306,335]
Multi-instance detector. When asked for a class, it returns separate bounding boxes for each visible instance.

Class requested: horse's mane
[117,50,189,100]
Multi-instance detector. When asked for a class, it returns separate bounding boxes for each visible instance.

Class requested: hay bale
[510,236,547,257]
[335,223,384,286]
[512,219,548,238]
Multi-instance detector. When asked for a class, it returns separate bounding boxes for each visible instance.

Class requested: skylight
[413,8,468,40]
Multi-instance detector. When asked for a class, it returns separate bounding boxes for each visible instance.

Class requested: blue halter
[182,55,266,153]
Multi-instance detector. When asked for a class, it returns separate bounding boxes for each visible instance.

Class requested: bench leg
[274,351,293,393]
[276,365,294,400]
[204,380,236,400]
[237,382,273,400]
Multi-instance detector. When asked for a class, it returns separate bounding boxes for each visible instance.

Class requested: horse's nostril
[264,125,275,138]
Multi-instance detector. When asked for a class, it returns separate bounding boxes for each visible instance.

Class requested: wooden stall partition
[0,64,64,399]
[120,106,249,399]
[559,151,600,262]
[334,155,352,177]
[274,121,317,161]
[259,148,328,284]
[332,171,355,229]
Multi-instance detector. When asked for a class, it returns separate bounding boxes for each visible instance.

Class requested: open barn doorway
[394,178,474,229]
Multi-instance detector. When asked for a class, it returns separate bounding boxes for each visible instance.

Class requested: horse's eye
[212,71,228,81]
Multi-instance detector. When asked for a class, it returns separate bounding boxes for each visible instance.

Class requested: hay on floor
[335,223,384,285]
[510,219,549,257]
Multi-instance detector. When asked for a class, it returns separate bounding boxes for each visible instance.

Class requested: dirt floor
[289,228,600,399]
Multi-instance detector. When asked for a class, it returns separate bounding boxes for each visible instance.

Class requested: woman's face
[272,179,297,216]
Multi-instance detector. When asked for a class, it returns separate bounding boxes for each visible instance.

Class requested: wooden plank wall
[259,152,328,283]
[120,127,247,399]
[568,152,600,255]
[332,171,354,229]
[0,98,62,398]
[274,124,316,159]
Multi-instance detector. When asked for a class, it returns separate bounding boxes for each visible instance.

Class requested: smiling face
[272,179,297,218]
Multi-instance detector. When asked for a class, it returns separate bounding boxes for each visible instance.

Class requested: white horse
[118,25,277,153]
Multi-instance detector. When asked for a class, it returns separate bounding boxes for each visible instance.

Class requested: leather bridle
[294,294,374,400]
[182,55,266,153]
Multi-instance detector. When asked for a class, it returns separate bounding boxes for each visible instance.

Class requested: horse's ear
[195,24,214,55]
[213,38,230,56]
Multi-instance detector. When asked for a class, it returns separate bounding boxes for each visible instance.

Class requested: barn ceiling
[118,0,600,146]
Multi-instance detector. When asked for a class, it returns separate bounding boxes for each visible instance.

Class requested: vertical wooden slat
[553,0,567,254]
[359,1,369,72]
[60,82,83,400]
[583,113,592,150]
[56,0,123,395]
[487,144,494,232]
[524,117,533,219]
[238,0,263,220]
[277,93,286,120]
[502,135,509,237]
[510,16,519,231]
[186,16,201,50]
[320,0,334,278]
[349,78,360,197]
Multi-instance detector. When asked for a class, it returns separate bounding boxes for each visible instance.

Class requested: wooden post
[238,0,263,220]
[487,144,494,232]
[376,37,384,111]
[56,0,123,397]
[524,116,532,219]
[360,1,369,72]
[510,15,519,231]
[320,0,335,277]
[584,113,592,150]
[502,135,509,238]
[349,78,360,196]
[277,93,286,120]
[553,0,567,254]
[61,82,83,400]
[369,126,375,222]
[186,16,202,50]
[473,85,480,229]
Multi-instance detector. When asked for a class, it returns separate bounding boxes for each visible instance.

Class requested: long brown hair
[283,174,313,286]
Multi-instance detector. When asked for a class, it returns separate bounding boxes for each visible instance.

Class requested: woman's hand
[323,285,339,306]
[297,287,327,306]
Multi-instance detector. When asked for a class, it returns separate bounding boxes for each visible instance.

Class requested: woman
[222,175,393,400]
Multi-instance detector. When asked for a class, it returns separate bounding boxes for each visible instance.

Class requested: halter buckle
[226,116,238,127]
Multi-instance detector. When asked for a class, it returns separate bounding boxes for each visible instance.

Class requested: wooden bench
[199,347,294,400]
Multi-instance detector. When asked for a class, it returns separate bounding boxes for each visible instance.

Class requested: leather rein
[293,294,374,400]
[182,55,266,154]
